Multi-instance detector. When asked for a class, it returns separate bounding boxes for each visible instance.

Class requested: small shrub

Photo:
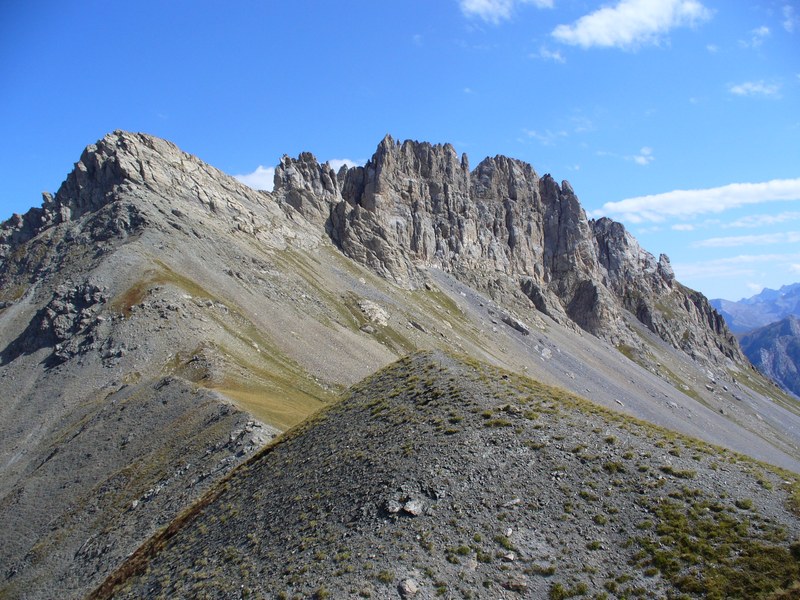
[494,534,515,550]
[376,570,394,584]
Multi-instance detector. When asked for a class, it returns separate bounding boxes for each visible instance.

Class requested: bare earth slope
[96,352,800,600]
[0,132,799,598]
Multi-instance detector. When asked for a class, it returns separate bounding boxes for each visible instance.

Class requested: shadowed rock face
[275,134,742,364]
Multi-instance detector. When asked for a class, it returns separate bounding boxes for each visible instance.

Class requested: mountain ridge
[1,131,799,599]
[740,315,800,399]
[711,283,800,334]
[94,351,800,600]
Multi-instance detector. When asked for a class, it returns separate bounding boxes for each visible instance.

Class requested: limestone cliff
[273,135,743,365]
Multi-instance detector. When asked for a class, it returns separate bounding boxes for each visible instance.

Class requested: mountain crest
[271,135,741,363]
[4,131,743,366]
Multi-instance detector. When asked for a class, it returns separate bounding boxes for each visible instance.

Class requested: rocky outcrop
[273,152,342,227]
[1,281,109,365]
[0,132,160,259]
[329,135,473,285]
[592,217,743,362]
[301,137,622,336]
[273,135,740,364]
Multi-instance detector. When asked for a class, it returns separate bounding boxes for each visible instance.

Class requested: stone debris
[397,578,419,598]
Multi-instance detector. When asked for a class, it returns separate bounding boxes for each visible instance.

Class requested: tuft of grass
[376,570,394,584]
[494,535,515,551]
[659,465,696,479]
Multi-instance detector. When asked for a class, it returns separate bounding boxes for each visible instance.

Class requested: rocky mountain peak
[269,135,743,364]
[0,131,203,251]
[3,131,743,369]
[273,151,340,225]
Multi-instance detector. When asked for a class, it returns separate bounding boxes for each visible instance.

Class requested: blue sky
[1,0,798,301]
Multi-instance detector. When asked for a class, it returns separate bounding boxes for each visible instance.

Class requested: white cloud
[739,25,770,48]
[693,231,800,248]
[673,253,800,281]
[629,146,654,165]
[791,264,800,274]
[729,80,781,97]
[672,223,695,231]
[234,165,275,192]
[326,158,361,172]
[551,0,711,49]
[706,43,718,53]
[459,0,553,24]
[746,282,765,294]
[532,46,566,62]
[724,211,800,228]
[598,178,800,224]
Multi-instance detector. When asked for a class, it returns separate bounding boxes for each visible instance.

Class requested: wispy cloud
[551,0,711,49]
[783,4,798,33]
[521,128,568,145]
[597,178,800,223]
[739,25,770,48]
[628,146,654,165]
[672,223,695,231]
[724,211,800,228]
[532,46,566,62]
[673,253,800,282]
[234,165,275,191]
[746,282,765,294]
[570,115,594,133]
[729,80,781,97]
[693,231,800,248]
[459,0,553,24]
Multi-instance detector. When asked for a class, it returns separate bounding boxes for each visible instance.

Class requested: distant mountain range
[711,283,800,334]
[740,315,800,399]
[712,284,800,398]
